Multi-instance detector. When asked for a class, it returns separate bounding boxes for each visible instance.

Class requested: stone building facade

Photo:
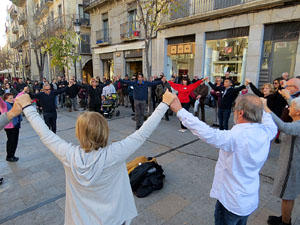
[152,0,300,86]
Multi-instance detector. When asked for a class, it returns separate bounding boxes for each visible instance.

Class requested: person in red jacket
[169,77,203,132]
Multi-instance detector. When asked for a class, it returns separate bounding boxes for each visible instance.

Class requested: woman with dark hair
[3,83,18,97]
[0,90,26,162]
[169,76,203,132]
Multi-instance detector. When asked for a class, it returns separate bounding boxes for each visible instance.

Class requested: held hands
[162,89,176,105]
[7,101,22,120]
[260,97,271,113]
[279,89,291,100]
[15,94,32,109]
[204,77,209,82]
[245,79,251,86]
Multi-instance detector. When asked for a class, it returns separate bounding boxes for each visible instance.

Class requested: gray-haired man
[169,94,277,225]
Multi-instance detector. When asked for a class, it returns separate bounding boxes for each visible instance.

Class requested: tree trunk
[144,39,153,116]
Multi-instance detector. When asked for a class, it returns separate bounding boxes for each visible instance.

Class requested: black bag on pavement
[129,161,165,198]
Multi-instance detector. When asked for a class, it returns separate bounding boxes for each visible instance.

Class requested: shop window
[204,37,248,85]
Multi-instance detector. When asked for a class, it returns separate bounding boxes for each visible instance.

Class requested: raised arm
[208,82,223,92]
[168,81,181,91]
[104,91,175,165]
[187,79,203,92]
[53,86,68,95]
[271,112,300,136]
[249,82,263,97]
[233,84,246,93]
[119,79,135,85]
[176,108,236,151]
[23,106,72,166]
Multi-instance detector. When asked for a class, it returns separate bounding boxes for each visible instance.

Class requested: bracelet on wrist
[22,104,32,110]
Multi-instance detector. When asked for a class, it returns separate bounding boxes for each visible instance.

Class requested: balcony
[80,17,90,27]
[12,26,19,34]
[18,11,27,25]
[10,10,18,19]
[166,0,292,25]
[83,0,108,11]
[10,40,19,49]
[96,29,111,45]
[19,34,29,46]
[120,21,140,41]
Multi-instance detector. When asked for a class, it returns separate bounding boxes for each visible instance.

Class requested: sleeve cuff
[23,105,36,115]
[177,108,189,121]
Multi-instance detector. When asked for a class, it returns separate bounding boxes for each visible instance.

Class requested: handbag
[205,94,216,108]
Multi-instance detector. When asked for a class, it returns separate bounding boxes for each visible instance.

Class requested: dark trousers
[5,128,20,158]
[181,102,190,129]
[134,100,146,129]
[214,201,248,225]
[195,103,206,122]
[151,92,157,110]
[218,108,231,130]
[43,113,57,133]
[129,96,135,113]
[89,104,101,114]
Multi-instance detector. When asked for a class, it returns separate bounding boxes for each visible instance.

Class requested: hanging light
[74,19,81,35]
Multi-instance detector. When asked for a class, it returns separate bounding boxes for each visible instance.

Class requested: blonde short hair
[90,78,98,85]
[75,112,109,152]
[261,83,275,95]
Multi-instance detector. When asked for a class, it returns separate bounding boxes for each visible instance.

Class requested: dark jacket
[193,84,209,105]
[30,87,68,113]
[66,84,81,98]
[249,82,287,117]
[120,79,162,101]
[155,82,171,101]
[209,82,245,109]
[16,82,26,93]
[86,85,103,106]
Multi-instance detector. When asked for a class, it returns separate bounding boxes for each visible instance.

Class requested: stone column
[194,32,205,78]
[245,24,264,85]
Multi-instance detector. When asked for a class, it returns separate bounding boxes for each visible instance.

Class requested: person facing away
[169,94,277,225]
[16,91,176,225]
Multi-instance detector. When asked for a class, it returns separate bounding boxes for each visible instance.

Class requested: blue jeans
[218,108,231,130]
[214,201,249,225]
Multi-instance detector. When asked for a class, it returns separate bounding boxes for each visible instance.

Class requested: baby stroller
[102,93,120,118]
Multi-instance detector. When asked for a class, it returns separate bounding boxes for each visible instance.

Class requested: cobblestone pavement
[0,105,299,225]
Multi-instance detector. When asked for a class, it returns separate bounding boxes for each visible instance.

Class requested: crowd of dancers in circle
[0,71,300,225]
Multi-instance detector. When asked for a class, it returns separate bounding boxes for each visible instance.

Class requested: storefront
[100,53,114,80]
[166,35,195,79]
[259,21,300,86]
[204,27,249,85]
[124,49,143,76]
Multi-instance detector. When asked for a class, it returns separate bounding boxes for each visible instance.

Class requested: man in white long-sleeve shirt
[102,80,116,97]
[169,94,277,225]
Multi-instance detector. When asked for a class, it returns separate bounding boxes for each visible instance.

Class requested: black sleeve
[53,86,68,95]
[208,82,222,91]
[249,83,263,97]
[233,85,246,93]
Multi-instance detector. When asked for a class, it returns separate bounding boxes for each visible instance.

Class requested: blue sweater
[120,79,162,101]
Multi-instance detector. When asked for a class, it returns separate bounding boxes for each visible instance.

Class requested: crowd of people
[0,71,300,225]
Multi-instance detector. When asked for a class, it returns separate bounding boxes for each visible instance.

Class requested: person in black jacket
[246,79,287,143]
[57,76,68,108]
[86,78,104,113]
[27,83,68,133]
[206,77,245,130]
[66,79,81,112]
[16,78,26,93]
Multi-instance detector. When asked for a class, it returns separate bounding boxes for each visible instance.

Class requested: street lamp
[73,19,82,82]
[18,48,25,80]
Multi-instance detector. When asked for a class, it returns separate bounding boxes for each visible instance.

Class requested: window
[78,5,90,25]
[81,34,91,54]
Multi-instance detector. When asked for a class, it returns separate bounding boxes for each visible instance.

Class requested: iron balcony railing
[170,0,257,20]
[80,17,90,26]
[96,29,111,45]
[120,20,140,40]
[45,0,54,6]
[83,0,107,7]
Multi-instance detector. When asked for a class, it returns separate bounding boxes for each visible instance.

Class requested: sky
[0,0,12,48]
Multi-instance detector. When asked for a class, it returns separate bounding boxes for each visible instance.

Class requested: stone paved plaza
[0,106,300,225]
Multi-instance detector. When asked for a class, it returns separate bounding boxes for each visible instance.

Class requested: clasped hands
[7,94,32,120]
[162,90,182,113]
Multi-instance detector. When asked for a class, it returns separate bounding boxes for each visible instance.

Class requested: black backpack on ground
[129,161,165,198]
